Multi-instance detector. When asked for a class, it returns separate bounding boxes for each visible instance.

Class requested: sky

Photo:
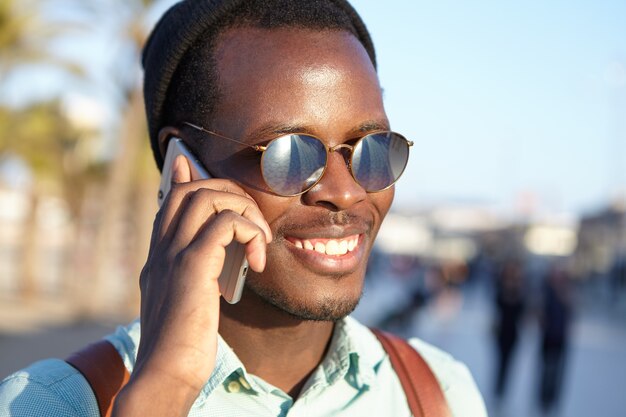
[2,0,625,217]
[351,0,626,216]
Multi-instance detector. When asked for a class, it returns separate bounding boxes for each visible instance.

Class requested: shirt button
[239,376,252,390]
[227,381,241,393]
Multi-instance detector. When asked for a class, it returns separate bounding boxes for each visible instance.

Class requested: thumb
[172,154,192,184]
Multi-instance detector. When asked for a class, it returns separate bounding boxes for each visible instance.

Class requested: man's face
[190,27,393,320]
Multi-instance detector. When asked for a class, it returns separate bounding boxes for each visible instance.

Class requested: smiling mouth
[287,234,361,256]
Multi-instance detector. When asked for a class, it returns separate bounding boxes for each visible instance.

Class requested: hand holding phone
[119,146,271,414]
[158,138,250,304]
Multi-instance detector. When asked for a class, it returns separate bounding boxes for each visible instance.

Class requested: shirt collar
[338,316,383,390]
[195,333,247,404]
[317,316,378,391]
[194,316,385,404]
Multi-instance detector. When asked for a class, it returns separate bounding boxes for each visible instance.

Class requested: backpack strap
[371,329,452,417]
[66,340,130,417]
[66,331,450,417]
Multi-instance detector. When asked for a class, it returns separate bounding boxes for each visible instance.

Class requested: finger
[155,154,192,245]
[170,189,271,250]
[172,154,191,184]
[158,179,248,242]
[157,180,271,244]
[150,155,191,246]
[184,210,268,275]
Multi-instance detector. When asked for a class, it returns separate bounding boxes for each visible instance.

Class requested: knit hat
[141,0,377,170]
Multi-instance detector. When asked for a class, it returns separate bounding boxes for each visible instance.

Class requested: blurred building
[378,204,580,274]
[573,202,626,282]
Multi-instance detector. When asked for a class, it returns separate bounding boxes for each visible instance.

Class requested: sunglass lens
[261,134,327,195]
[351,132,410,192]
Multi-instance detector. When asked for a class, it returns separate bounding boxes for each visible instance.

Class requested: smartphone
[158,138,249,304]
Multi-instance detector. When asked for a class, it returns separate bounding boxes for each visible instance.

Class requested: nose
[301,151,367,211]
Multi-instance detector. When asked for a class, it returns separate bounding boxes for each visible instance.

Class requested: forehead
[210,27,387,138]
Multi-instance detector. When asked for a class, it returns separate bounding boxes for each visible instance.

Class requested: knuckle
[240,202,260,218]
[174,250,193,272]
[216,208,238,222]
[213,179,250,197]
[188,184,257,214]
[170,181,195,198]
[193,187,225,208]
[176,245,217,275]
[214,178,240,190]
[189,187,211,204]
[164,245,180,264]
[210,210,246,235]
[173,249,185,265]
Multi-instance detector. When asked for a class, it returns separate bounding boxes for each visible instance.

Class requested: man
[0,1,487,415]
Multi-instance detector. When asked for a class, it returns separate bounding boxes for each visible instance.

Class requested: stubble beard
[245,273,363,322]
[247,213,373,321]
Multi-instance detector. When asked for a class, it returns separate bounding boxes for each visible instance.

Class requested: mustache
[274,211,373,237]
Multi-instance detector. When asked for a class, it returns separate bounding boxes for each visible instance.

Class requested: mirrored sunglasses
[183,121,413,197]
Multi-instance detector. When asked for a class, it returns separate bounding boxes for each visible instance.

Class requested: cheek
[223,159,261,186]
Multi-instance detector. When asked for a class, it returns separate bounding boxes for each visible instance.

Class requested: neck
[218,292,335,398]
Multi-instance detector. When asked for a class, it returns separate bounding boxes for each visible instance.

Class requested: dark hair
[142,0,377,170]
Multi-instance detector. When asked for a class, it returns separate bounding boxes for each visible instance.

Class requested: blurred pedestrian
[538,263,573,415]
[377,256,427,333]
[610,251,626,305]
[492,259,526,401]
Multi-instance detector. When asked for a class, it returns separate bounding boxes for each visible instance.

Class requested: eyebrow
[245,123,306,142]
[351,120,391,135]
[245,119,391,143]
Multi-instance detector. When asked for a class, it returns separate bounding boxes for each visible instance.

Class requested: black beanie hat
[141,0,377,170]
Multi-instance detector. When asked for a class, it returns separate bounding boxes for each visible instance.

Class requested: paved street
[354,279,626,417]
[0,297,118,378]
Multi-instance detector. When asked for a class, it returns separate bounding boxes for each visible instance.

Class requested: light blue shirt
[0,316,487,416]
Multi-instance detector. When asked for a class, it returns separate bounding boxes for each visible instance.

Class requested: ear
[157,126,182,162]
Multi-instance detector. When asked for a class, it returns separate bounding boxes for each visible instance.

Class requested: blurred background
[0,0,624,416]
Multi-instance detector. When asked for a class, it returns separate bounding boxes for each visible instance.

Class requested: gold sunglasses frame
[182,121,413,196]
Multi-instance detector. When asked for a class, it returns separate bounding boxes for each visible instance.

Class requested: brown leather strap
[66,331,449,417]
[66,340,130,417]
[371,329,452,417]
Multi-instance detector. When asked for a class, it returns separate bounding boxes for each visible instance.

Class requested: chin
[246,274,363,322]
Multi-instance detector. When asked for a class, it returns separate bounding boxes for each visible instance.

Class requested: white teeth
[314,242,326,254]
[339,240,348,254]
[326,240,340,255]
[293,236,359,256]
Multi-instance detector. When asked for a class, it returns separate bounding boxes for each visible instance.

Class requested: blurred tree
[0,0,164,314]
[0,0,84,84]
[88,0,161,316]
[0,0,93,302]
[0,100,104,301]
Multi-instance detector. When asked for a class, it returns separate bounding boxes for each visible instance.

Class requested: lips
[274,211,373,275]
[280,231,365,276]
